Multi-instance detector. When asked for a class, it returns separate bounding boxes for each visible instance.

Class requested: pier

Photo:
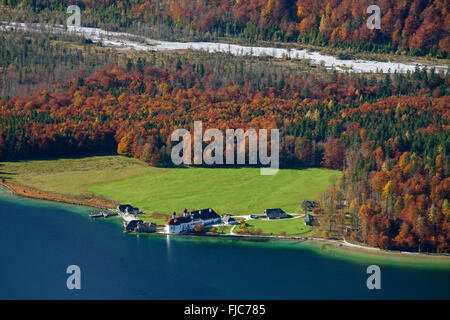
[89,211,118,219]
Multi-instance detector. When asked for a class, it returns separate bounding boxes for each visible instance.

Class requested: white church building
[167,208,221,234]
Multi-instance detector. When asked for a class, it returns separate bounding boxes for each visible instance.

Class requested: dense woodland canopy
[0,51,448,252]
[0,1,449,253]
[2,0,450,57]
[0,31,119,96]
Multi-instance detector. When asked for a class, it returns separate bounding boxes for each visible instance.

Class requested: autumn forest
[0,1,449,253]
[2,0,449,57]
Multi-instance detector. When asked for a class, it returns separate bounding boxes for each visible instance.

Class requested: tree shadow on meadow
[0,163,16,182]
[155,161,324,171]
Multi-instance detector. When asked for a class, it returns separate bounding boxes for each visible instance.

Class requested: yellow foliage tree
[117,134,131,156]
[382,181,393,200]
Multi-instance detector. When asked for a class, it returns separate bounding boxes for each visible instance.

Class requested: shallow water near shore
[1,189,449,299]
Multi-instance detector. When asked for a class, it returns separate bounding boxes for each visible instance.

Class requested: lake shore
[0,181,117,210]
[2,180,449,260]
[159,229,450,261]
[2,193,449,299]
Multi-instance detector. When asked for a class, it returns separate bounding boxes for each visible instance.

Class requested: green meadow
[0,156,340,224]
[243,218,314,236]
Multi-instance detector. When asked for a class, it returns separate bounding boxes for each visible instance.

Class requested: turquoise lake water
[0,189,449,299]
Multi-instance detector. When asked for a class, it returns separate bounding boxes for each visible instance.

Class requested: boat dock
[89,211,118,219]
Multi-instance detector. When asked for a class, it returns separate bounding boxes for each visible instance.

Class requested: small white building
[222,214,237,225]
[168,208,221,234]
